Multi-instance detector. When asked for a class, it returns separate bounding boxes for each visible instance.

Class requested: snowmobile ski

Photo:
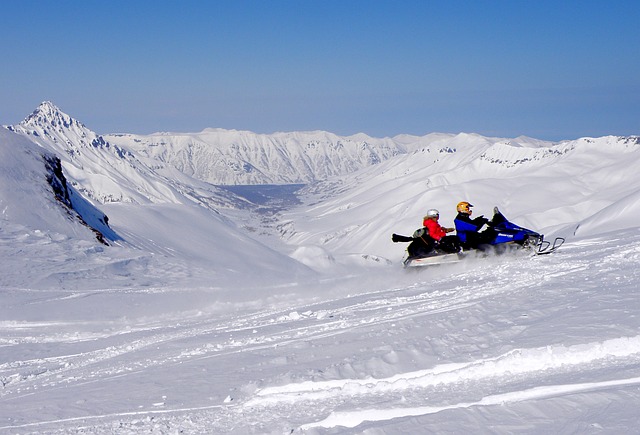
[403,252,464,268]
[535,236,565,255]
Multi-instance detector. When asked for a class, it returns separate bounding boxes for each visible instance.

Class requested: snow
[2,104,640,434]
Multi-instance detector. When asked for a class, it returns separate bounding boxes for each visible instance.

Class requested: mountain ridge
[12,102,637,194]
[106,127,405,185]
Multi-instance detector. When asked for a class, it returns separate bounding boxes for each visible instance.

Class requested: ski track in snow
[255,335,640,430]
[1,234,640,433]
[298,375,640,430]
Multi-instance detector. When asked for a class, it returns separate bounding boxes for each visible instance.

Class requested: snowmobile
[395,209,564,268]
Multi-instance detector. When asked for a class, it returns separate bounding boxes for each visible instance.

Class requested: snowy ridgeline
[1,102,640,433]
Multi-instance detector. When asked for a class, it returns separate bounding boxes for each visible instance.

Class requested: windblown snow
[1,102,639,434]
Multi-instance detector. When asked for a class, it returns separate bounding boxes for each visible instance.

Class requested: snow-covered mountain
[3,101,640,433]
[1,105,314,289]
[5,101,640,268]
[7,102,250,210]
[106,129,404,185]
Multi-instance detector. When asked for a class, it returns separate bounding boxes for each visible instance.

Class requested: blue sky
[2,1,638,140]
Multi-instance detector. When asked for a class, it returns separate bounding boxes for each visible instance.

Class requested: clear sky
[2,0,638,140]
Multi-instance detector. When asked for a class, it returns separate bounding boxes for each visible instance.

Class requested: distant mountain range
[9,101,408,189]
[4,102,639,254]
[6,101,590,208]
[105,129,404,185]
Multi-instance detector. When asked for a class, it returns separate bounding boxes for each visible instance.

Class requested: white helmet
[426,209,439,218]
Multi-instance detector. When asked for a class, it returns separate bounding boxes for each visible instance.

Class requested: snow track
[300,375,640,430]
[251,336,640,430]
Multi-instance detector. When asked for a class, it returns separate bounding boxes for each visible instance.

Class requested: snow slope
[0,127,114,245]
[0,126,313,291]
[1,103,640,433]
[1,228,639,433]
[281,134,640,265]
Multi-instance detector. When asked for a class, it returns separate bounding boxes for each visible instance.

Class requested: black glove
[392,233,401,243]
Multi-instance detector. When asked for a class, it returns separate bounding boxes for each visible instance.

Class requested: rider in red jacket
[391,208,460,257]
[423,208,460,253]
[423,209,454,240]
